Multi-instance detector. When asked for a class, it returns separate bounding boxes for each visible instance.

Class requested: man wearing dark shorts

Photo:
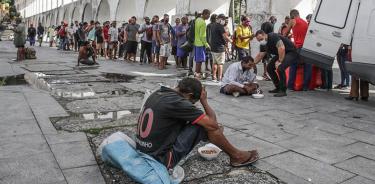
[125,16,140,62]
[254,30,299,97]
[171,18,180,67]
[138,17,153,64]
[136,78,259,169]
[176,16,189,69]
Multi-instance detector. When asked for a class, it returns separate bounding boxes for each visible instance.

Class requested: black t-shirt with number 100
[136,86,205,159]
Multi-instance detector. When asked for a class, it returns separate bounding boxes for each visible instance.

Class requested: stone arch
[188,0,231,15]
[57,7,65,23]
[42,16,46,26]
[63,8,70,23]
[50,13,56,26]
[144,0,177,19]
[71,7,81,22]
[115,0,137,22]
[82,3,93,22]
[96,0,110,23]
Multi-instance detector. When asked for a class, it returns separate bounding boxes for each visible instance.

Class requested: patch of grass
[83,125,134,135]
[83,127,110,135]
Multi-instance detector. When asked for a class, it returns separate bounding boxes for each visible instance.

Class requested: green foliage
[0,0,13,5]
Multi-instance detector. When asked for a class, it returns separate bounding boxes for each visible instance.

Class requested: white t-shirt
[109,27,118,42]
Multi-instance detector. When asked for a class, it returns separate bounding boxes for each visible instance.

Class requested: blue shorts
[177,47,188,57]
[194,46,206,63]
[152,40,160,54]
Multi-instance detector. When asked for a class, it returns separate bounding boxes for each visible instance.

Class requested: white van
[301,0,375,84]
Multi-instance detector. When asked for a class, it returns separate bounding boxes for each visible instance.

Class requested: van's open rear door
[301,0,360,69]
[349,0,375,84]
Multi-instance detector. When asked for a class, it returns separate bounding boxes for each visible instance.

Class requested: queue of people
[22,8,370,100]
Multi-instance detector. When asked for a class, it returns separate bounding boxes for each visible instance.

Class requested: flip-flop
[230,150,259,167]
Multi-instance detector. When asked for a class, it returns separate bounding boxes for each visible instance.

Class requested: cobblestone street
[1,41,375,184]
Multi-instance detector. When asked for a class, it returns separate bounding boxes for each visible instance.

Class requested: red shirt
[292,17,308,48]
[103,26,109,40]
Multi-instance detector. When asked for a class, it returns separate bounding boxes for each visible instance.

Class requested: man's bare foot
[230,150,259,167]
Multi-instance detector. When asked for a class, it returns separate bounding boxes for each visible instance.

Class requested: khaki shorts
[96,43,103,50]
[159,44,170,58]
[212,52,225,65]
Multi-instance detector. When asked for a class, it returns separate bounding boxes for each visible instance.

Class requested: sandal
[230,150,259,167]
[263,74,271,81]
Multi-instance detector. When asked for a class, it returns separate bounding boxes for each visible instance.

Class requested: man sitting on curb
[77,41,98,66]
[220,56,259,97]
[136,78,259,170]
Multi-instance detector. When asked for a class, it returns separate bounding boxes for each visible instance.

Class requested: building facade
[15,0,316,30]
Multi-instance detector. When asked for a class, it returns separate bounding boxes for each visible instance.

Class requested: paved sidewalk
[1,40,375,184]
[0,43,105,184]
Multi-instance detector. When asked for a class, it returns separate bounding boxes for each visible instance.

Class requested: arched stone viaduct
[19,0,316,31]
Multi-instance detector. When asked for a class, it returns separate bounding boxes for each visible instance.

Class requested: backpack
[186,19,196,44]
[58,27,66,37]
[25,47,36,59]
[180,19,196,52]
[146,26,153,40]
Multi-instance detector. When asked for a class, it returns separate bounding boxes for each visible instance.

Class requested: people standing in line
[210,14,232,82]
[334,44,351,89]
[285,9,311,91]
[346,78,370,101]
[151,15,160,66]
[13,18,26,61]
[57,23,67,50]
[235,16,253,60]
[176,16,189,69]
[77,22,88,48]
[66,23,75,50]
[86,20,97,54]
[102,21,110,59]
[27,23,36,46]
[193,9,211,78]
[206,14,216,72]
[279,16,291,38]
[48,25,55,47]
[156,14,173,70]
[139,17,153,65]
[118,22,128,59]
[108,21,119,60]
[171,18,180,67]
[125,16,140,62]
[253,30,299,97]
[37,22,44,47]
[223,18,231,62]
[306,14,312,24]
[73,21,80,51]
[95,21,104,58]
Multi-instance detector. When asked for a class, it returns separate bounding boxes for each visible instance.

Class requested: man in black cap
[210,14,232,82]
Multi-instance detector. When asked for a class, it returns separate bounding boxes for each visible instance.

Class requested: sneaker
[232,92,240,98]
[274,92,287,97]
[268,89,280,93]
